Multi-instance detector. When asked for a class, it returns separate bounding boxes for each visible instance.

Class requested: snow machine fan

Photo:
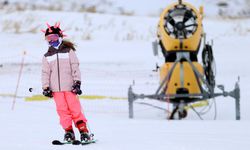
[164,4,198,39]
[157,0,203,52]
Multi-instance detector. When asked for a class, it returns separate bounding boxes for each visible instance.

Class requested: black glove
[72,81,82,95]
[43,87,53,98]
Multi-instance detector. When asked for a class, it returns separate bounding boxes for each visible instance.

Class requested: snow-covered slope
[0,0,250,150]
[1,99,250,150]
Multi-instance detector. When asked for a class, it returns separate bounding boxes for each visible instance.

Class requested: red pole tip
[46,22,52,32]
[57,22,61,28]
[41,29,46,33]
[55,22,61,28]
[46,22,51,28]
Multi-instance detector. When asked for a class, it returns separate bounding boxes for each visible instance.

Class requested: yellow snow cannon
[157,0,204,96]
[128,0,240,120]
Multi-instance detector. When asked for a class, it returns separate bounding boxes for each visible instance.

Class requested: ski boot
[64,129,75,142]
[76,120,91,141]
[81,132,91,141]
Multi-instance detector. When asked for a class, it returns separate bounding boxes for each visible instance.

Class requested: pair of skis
[52,139,96,145]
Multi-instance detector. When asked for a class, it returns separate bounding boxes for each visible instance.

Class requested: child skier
[41,22,90,142]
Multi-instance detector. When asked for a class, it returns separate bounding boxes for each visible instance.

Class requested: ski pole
[11,51,26,110]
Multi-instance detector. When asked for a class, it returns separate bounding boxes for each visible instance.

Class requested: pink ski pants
[53,92,87,129]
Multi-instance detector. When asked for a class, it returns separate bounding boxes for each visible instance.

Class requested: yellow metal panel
[160,62,204,95]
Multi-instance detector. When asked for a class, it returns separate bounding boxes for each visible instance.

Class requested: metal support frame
[128,53,240,120]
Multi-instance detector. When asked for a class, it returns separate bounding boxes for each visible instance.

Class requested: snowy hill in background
[0,0,250,150]
[0,1,250,43]
[1,0,250,17]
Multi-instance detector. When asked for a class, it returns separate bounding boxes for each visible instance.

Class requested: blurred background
[0,0,249,97]
[0,0,250,117]
[0,1,250,149]
[0,0,250,118]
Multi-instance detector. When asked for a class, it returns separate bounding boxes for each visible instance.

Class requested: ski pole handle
[29,88,34,92]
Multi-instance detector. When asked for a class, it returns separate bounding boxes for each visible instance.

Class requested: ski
[72,139,97,145]
[52,140,78,145]
[52,139,97,145]
[81,139,97,145]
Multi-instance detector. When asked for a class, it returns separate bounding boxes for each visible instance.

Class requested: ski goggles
[45,34,59,42]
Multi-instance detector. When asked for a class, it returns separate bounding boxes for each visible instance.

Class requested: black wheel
[202,44,215,89]
[178,109,188,119]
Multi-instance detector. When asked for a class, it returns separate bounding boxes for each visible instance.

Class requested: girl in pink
[41,22,90,142]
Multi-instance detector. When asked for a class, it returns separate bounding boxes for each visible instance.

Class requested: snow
[3,0,250,17]
[1,0,250,150]
[1,99,250,150]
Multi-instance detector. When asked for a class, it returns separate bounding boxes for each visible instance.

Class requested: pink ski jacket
[41,41,81,92]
